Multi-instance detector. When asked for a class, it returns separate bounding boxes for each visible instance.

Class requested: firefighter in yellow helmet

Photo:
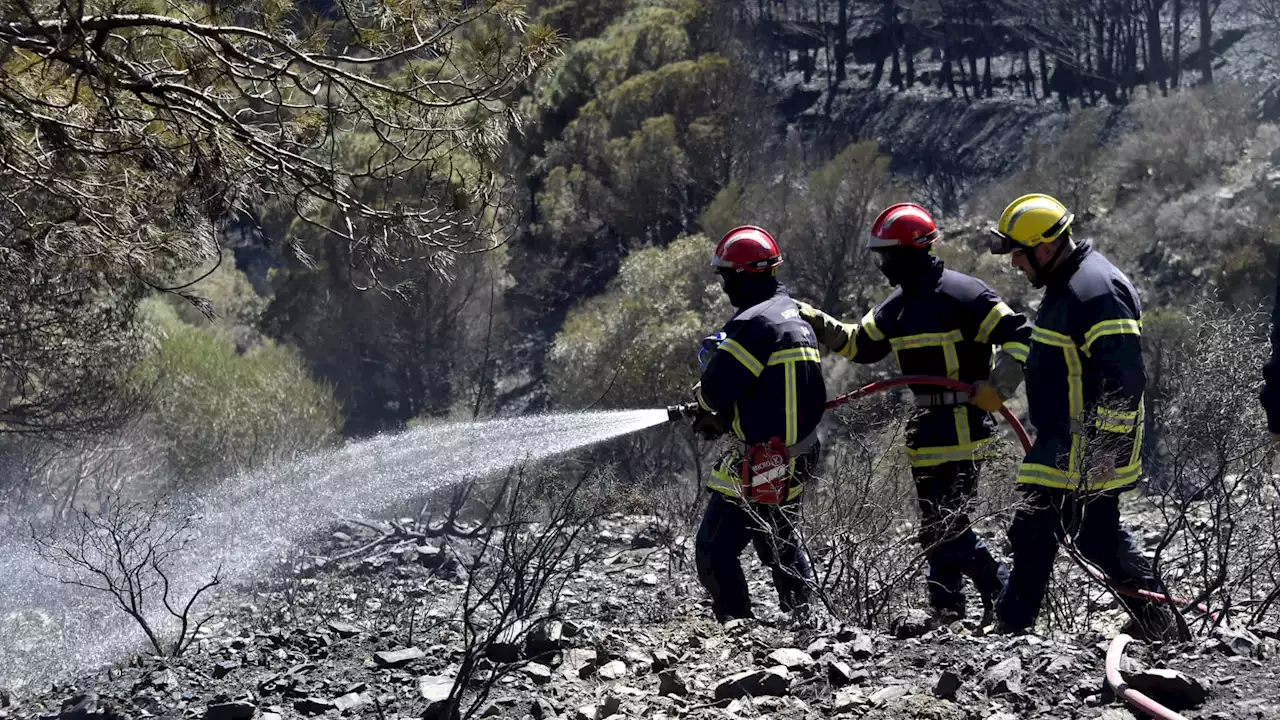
[987,193,1174,640]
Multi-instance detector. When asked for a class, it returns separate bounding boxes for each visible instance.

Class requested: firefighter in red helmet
[692,225,827,625]
[797,203,1032,627]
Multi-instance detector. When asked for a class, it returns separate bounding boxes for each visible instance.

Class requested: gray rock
[293,698,337,716]
[934,671,962,700]
[204,701,255,720]
[149,670,178,689]
[526,620,566,656]
[869,685,910,706]
[0,688,13,708]
[59,694,97,720]
[651,649,674,671]
[561,648,599,679]
[833,688,866,713]
[806,638,831,656]
[658,670,689,697]
[767,648,814,670]
[523,663,553,684]
[332,693,365,712]
[327,621,361,638]
[826,659,855,686]
[983,657,1023,696]
[486,621,532,663]
[1122,668,1208,710]
[714,666,791,700]
[889,610,932,639]
[850,634,874,660]
[983,713,1020,720]
[419,675,454,702]
[260,713,282,720]
[213,660,240,680]
[373,647,425,668]
[1212,627,1262,657]
[596,660,627,680]
[624,649,654,674]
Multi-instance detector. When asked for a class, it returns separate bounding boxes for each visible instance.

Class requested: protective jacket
[804,257,1031,468]
[1020,241,1145,490]
[696,284,826,501]
[1261,252,1280,433]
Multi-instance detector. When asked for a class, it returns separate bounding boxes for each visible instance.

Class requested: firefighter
[986,193,1174,640]
[796,202,1030,626]
[692,225,827,625]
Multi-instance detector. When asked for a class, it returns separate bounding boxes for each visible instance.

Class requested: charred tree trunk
[1039,49,1050,98]
[835,0,849,85]
[1172,0,1183,88]
[1023,49,1035,99]
[1199,0,1212,83]
[1147,0,1167,94]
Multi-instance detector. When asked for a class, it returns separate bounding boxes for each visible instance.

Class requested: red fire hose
[834,375,1212,720]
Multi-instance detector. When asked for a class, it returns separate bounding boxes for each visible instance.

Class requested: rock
[574,706,597,720]
[59,694,97,720]
[149,670,178,689]
[374,647,425,668]
[983,657,1023,696]
[561,648,599,679]
[833,688,866,713]
[328,621,361,638]
[0,688,13,709]
[869,685,910,706]
[983,713,1020,720]
[213,660,240,679]
[714,666,791,700]
[624,649,654,673]
[658,670,689,697]
[850,634,874,660]
[806,638,831,656]
[1096,710,1137,720]
[596,660,627,680]
[864,695,963,720]
[1046,655,1074,674]
[204,702,255,720]
[293,698,337,716]
[767,648,814,670]
[1212,627,1262,657]
[933,671,962,700]
[827,659,855,686]
[486,621,532,663]
[1122,668,1208,710]
[332,693,365,712]
[260,713,282,720]
[523,663,553,684]
[526,620,566,656]
[651,649,674,671]
[419,675,454,702]
[890,610,933,639]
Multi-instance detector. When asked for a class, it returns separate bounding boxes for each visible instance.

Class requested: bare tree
[29,494,223,657]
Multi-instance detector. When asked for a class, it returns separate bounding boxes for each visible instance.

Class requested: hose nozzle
[666,401,701,423]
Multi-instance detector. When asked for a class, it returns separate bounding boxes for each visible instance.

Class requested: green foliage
[548,234,730,409]
[135,299,342,482]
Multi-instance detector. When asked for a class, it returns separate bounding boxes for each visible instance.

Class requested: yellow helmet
[988,193,1075,254]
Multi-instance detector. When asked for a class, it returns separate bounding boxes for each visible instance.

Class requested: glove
[698,332,726,370]
[692,410,726,440]
[969,381,1006,413]
[795,300,821,326]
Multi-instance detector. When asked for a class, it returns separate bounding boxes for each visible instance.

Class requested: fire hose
[669,374,1216,720]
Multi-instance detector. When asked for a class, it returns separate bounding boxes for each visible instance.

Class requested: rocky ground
[2,512,1278,720]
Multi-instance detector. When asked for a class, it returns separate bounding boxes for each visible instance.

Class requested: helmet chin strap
[1025,238,1069,287]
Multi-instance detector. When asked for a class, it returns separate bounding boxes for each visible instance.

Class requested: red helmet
[712,225,783,273]
[867,203,939,250]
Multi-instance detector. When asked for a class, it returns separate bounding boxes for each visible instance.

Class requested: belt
[914,390,970,407]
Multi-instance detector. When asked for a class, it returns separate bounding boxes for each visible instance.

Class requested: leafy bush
[135,299,343,483]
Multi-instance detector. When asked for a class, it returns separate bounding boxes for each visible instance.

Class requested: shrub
[135,299,343,483]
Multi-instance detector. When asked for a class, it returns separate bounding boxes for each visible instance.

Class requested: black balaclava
[875,247,937,289]
[1024,232,1073,289]
[720,270,779,309]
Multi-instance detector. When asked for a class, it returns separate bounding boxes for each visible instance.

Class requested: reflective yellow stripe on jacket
[887,328,990,468]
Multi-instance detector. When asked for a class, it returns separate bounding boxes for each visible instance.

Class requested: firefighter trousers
[695,482,814,622]
[994,485,1157,632]
[912,459,1008,617]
